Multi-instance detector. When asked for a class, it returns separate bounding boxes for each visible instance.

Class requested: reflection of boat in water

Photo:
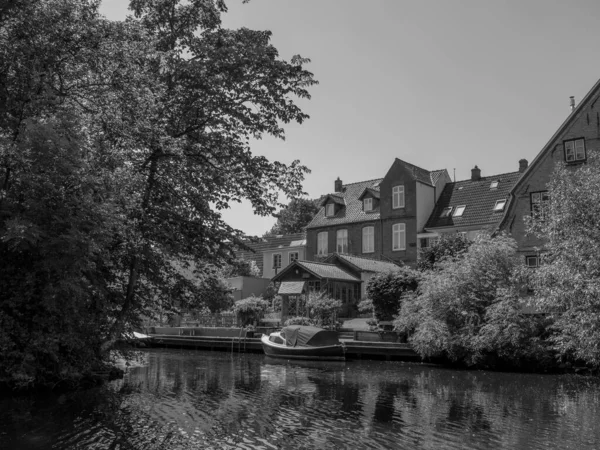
[261,325,345,361]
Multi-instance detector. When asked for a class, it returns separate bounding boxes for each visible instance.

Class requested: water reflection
[1,349,600,449]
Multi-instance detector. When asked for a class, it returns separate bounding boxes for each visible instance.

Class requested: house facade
[499,80,600,266]
[422,163,525,245]
[305,159,450,266]
[235,232,306,278]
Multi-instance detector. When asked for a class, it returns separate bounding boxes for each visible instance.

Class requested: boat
[261,325,346,361]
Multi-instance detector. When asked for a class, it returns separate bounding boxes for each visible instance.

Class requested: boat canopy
[281,325,340,347]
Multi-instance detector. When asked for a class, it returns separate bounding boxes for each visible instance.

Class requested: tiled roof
[278,281,306,295]
[425,171,522,229]
[326,253,403,273]
[306,178,383,229]
[235,232,306,274]
[295,260,360,282]
[430,169,447,186]
[319,193,346,207]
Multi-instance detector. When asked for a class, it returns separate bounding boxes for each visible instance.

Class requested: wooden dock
[145,333,420,361]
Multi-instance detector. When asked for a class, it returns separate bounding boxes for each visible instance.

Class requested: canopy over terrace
[271,260,361,322]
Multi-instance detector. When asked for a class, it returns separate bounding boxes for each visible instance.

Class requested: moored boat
[261,325,345,361]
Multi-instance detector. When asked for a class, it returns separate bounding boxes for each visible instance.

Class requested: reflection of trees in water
[6,351,600,449]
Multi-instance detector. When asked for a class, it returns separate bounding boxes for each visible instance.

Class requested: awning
[278,281,306,295]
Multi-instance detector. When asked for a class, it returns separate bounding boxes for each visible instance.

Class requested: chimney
[570,96,575,112]
[519,159,528,173]
[471,165,481,181]
[334,177,343,193]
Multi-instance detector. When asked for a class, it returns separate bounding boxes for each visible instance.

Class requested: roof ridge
[341,177,384,187]
[451,170,521,184]
[299,260,337,267]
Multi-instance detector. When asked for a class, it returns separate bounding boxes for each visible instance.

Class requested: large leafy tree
[0,0,316,388]
[417,233,471,271]
[528,155,600,366]
[266,197,319,236]
[397,234,551,368]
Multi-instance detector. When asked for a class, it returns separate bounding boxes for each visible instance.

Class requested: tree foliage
[0,0,316,388]
[396,233,551,368]
[265,197,319,236]
[232,296,268,327]
[417,233,471,271]
[527,155,600,366]
[306,292,341,328]
[366,268,420,322]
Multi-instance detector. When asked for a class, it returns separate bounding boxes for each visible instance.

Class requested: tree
[527,155,600,367]
[396,233,551,368]
[366,268,420,322]
[306,292,342,328]
[0,0,316,388]
[265,197,320,236]
[417,233,471,271]
[221,258,261,278]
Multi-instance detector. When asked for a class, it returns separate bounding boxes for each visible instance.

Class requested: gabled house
[305,159,451,266]
[499,80,600,266]
[422,163,524,245]
[235,232,306,278]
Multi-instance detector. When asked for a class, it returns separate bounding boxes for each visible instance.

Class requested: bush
[232,296,269,327]
[357,297,373,315]
[417,233,471,272]
[284,316,314,326]
[367,268,420,322]
[306,293,342,328]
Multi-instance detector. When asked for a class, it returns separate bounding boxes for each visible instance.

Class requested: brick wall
[503,90,600,259]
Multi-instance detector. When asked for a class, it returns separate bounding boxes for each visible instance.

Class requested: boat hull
[261,335,345,361]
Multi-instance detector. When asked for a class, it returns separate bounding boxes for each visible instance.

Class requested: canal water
[2,348,600,449]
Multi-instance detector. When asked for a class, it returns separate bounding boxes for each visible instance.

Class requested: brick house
[305,159,450,266]
[422,163,525,244]
[498,80,600,266]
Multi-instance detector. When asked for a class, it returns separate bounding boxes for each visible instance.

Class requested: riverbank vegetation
[0,0,316,390]
[390,156,600,372]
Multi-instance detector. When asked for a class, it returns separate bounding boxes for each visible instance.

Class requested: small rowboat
[261,325,345,361]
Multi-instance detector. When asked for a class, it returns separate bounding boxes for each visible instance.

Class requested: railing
[181,313,237,328]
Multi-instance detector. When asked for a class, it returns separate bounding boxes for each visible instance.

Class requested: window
[363,197,373,212]
[490,181,499,189]
[564,138,586,162]
[289,252,299,263]
[453,205,466,217]
[336,229,348,253]
[440,206,453,218]
[325,203,335,217]
[392,223,406,251]
[530,191,549,220]
[494,199,507,212]
[525,256,539,268]
[273,253,282,269]
[317,231,328,256]
[392,185,405,209]
[362,226,374,253]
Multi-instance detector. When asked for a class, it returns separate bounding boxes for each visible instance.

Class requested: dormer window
[490,181,499,189]
[392,185,405,209]
[564,138,586,162]
[325,203,335,217]
[453,205,466,217]
[440,207,453,218]
[363,197,373,212]
[493,199,507,211]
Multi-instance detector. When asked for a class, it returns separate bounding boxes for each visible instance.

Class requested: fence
[181,312,237,328]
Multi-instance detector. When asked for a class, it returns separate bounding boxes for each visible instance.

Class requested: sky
[99,0,600,236]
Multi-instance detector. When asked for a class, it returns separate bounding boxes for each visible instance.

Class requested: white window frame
[440,206,453,217]
[392,185,405,209]
[317,231,328,256]
[453,205,466,217]
[362,226,374,253]
[564,138,586,162]
[525,255,539,268]
[530,191,549,220]
[273,253,282,269]
[392,223,406,251]
[490,181,499,189]
[493,199,507,212]
[336,229,348,253]
[363,197,373,212]
[289,252,299,264]
[325,203,335,217]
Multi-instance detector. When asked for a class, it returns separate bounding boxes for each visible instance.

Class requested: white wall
[262,247,306,279]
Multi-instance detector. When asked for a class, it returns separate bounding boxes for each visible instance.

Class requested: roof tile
[295,260,360,281]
